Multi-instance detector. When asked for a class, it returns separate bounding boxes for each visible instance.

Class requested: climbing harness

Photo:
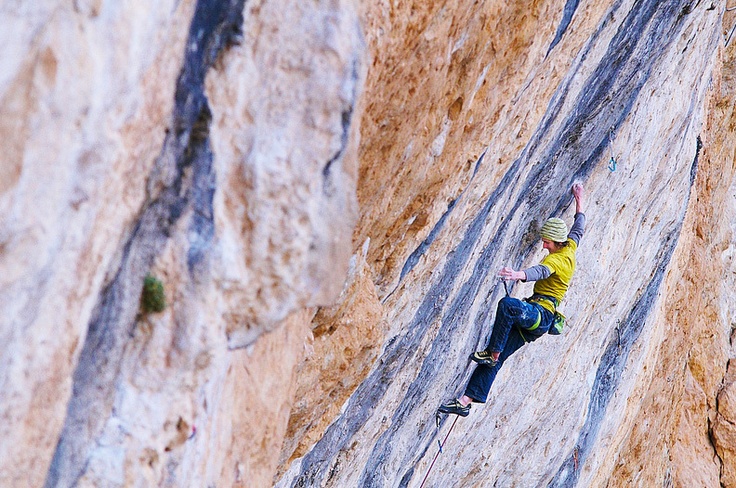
[526,294,559,310]
[526,293,565,335]
[501,278,543,341]
[607,127,618,172]
[420,415,460,488]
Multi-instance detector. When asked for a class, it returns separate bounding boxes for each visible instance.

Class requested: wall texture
[1,1,735,487]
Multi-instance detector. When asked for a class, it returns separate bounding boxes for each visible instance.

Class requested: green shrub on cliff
[141,274,166,313]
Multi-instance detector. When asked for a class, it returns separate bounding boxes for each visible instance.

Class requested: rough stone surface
[1,0,362,486]
[0,2,197,485]
[206,0,364,349]
[277,1,734,487]
[2,1,736,487]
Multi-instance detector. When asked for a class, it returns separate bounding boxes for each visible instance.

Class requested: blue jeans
[464,296,553,403]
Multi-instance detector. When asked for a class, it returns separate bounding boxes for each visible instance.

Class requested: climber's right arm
[569,184,586,246]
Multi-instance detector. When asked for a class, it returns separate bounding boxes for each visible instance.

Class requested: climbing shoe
[469,350,498,366]
[438,399,471,417]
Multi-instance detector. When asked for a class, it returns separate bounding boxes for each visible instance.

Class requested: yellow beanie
[540,217,568,242]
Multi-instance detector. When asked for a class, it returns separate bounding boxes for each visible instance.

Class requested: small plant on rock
[141,274,166,313]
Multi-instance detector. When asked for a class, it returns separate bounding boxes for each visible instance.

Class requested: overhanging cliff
[1,1,735,487]
[278,1,730,486]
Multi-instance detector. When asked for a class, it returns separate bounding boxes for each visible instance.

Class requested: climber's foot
[469,350,498,366]
[438,399,470,417]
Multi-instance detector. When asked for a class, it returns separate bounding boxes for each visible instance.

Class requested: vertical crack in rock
[549,136,700,487]
[43,1,245,486]
[395,151,486,288]
[323,60,360,197]
[187,105,217,275]
[548,143,701,488]
[321,107,353,197]
[288,143,527,486]
[321,108,351,191]
[548,232,681,487]
[286,1,699,486]
[547,0,582,55]
[691,135,702,186]
[711,357,728,482]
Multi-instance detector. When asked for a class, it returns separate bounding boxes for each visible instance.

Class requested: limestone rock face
[206,0,363,349]
[1,0,362,486]
[2,1,736,488]
[1,2,198,485]
[277,1,736,487]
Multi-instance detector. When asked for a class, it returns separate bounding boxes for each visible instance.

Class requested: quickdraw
[608,128,617,172]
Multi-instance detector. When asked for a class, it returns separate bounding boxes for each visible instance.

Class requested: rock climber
[438,183,586,417]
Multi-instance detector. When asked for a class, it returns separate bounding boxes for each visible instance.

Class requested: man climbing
[438,183,586,416]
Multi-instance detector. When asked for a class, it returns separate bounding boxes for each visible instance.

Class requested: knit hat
[540,217,568,242]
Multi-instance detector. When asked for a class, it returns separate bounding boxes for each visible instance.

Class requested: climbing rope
[419,415,460,488]
[419,277,509,487]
